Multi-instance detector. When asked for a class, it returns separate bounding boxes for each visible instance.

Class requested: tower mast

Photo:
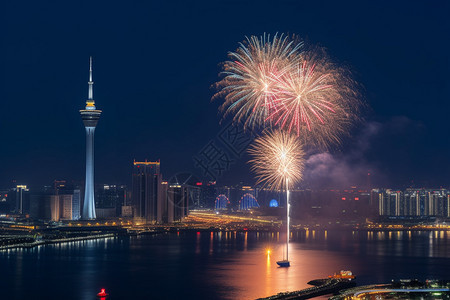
[80,57,102,219]
[88,56,94,102]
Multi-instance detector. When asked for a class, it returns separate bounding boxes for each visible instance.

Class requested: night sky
[1,1,449,189]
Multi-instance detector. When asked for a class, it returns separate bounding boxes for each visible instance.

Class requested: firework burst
[214,33,303,129]
[248,130,305,190]
[215,35,361,148]
[270,47,361,147]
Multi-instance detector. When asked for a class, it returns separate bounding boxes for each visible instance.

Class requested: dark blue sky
[0,1,449,188]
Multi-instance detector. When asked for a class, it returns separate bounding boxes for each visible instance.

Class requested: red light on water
[341,197,346,200]
[97,288,108,297]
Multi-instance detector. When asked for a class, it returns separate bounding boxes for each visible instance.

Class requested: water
[1,229,450,300]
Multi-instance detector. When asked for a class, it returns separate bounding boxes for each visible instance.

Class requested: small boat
[328,270,356,280]
[276,259,290,267]
[97,288,109,298]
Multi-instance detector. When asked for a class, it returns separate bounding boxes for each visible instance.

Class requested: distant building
[167,184,189,222]
[72,189,81,220]
[447,195,450,218]
[215,194,229,210]
[95,208,116,219]
[9,185,30,215]
[216,184,258,210]
[54,181,81,221]
[30,186,53,220]
[239,193,260,210]
[0,190,10,214]
[96,184,127,217]
[30,194,52,220]
[121,205,133,217]
[132,160,164,223]
[29,181,80,221]
[371,188,450,218]
[50,194,74,221]
[199,181,217,209]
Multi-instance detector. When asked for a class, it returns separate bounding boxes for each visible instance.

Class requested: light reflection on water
[0,231,450,299]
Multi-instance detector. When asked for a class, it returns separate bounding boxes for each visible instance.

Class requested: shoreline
[0,233,116,251]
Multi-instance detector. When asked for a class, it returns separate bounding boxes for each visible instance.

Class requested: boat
[276,259,290,267]
[328,270,356,280]
[97,288,109,298]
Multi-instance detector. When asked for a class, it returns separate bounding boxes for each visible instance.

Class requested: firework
[214,33,303,130]
[215,35,361,148]
[270,47,361,147]
[248,130,305,190]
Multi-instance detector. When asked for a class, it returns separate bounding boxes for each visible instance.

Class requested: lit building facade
[95,184,127,217]
[14,185,30,215]
[167,184,189,222]
[80,57,102,220]
[372,188,450,218]
[132,160,163,223]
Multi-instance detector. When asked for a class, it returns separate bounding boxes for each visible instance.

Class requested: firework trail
[248,130,305,190]
[214,33,303,130]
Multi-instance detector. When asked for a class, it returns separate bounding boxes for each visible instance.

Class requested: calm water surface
[1,230,450,300]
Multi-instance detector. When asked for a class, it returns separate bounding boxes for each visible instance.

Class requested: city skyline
[2,2,450,300]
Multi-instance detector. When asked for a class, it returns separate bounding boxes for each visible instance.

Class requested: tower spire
[86,56,95,109]
[80,56,102,220]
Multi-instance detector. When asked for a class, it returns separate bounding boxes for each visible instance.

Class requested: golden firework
[248,130,305,190]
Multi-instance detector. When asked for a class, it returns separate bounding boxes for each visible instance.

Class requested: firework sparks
[248,130,305,190]
[214,33,303,130]
[270,48,361,147]
[215,35,361,148]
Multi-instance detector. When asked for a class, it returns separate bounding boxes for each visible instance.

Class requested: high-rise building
[30,194,52,220]
[447,194,450,218]
[167,184,189,222]
[0,190,9,214]
[132,160,163,223]
[388,190,402,216]
[56,181,81,221]
[13,185,30,215]
[95,184,127,217]
[50,194,74,221]
[80,57,102,220]
[199,181,217,209]
[371,188,450,218]
[32,180,82,221]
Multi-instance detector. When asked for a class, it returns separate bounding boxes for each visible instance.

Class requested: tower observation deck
[80,57,102,219]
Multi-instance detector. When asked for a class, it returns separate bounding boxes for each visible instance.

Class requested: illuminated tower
[80,57,102,219]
